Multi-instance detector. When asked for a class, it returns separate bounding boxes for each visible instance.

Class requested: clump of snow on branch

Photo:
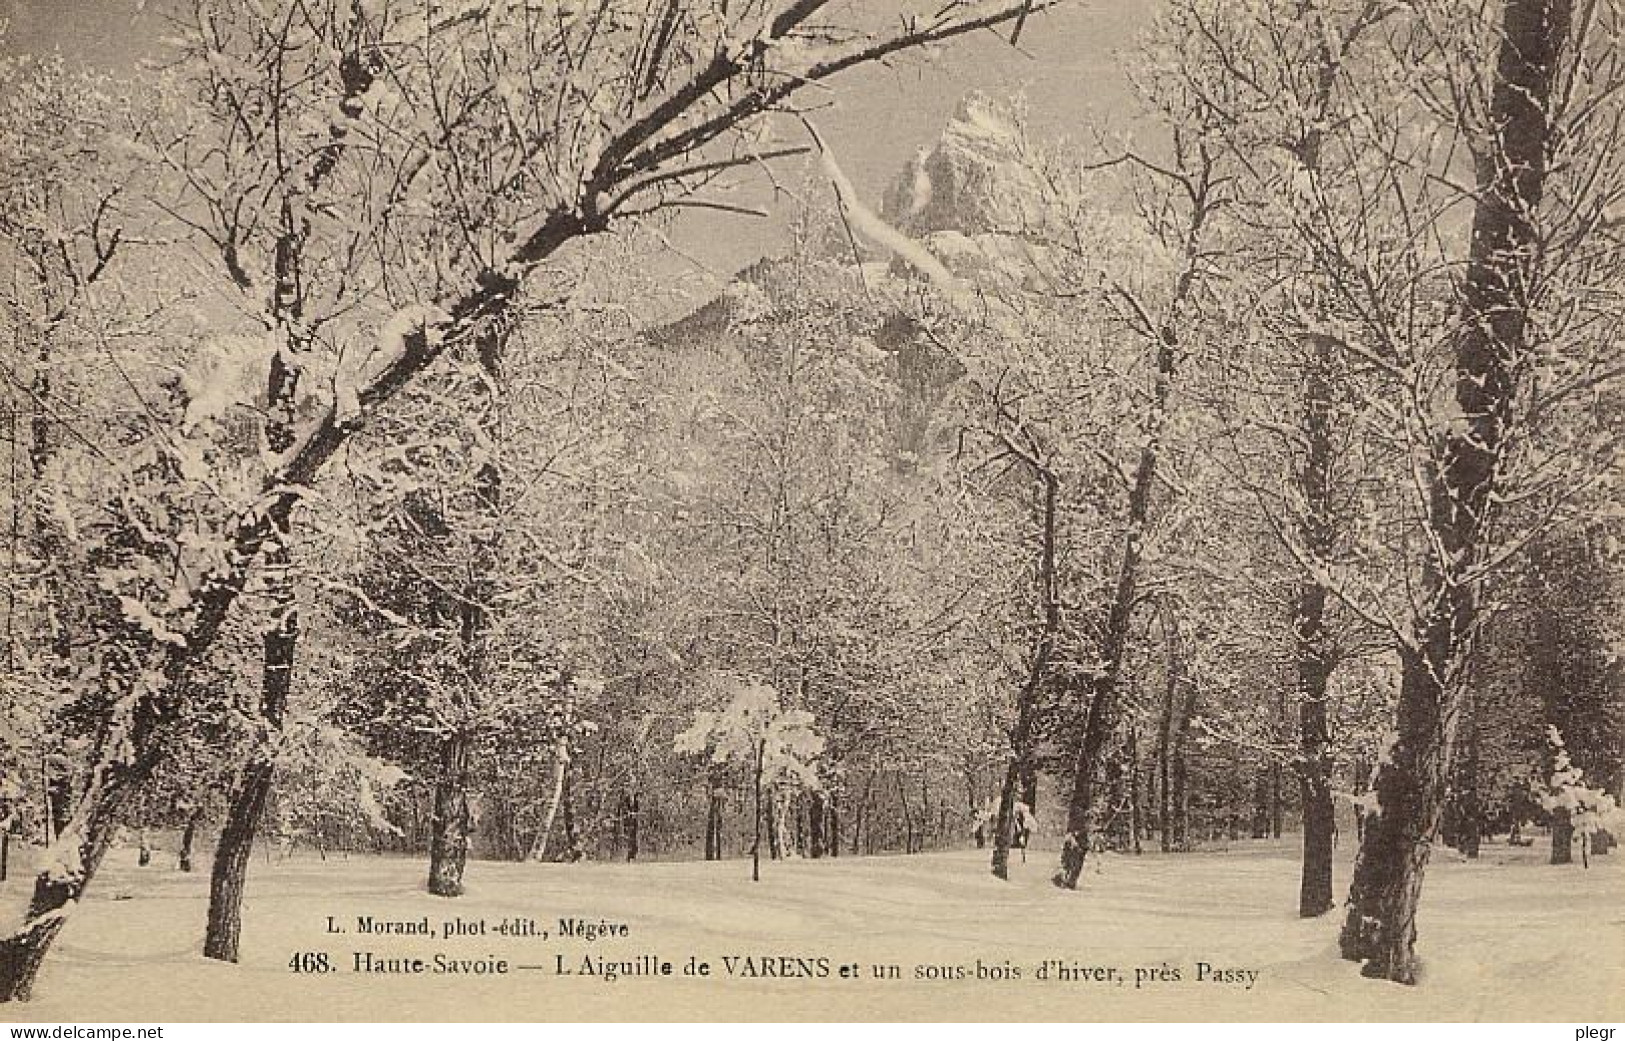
[334,304,450,425]
[674,672,824,792]
[179,332,278,432]
[274,718,409,841]
[1540,725,1622,861]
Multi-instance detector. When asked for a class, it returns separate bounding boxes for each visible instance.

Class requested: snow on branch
[615,0,1069,185]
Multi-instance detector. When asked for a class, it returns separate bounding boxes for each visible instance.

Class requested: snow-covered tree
[675,674,823,881]
[269,718,408,857]
[1142,0,1625,984]
[1540,725,1622,868]
[0,0,1061,1004]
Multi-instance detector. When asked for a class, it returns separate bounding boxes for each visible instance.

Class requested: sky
[0,0,1150,297]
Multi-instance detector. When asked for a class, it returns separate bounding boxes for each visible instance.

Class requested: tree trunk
[918,776,932,851]
[531,738,572,861]
[1337,650,1453,983]
[1282,3,1355,921]
[996,470,1058,879]
[751,738,765,882]
[204,536,297,963]
[852,772,874,855]
[1594,765,1617,855]
[1057,315,1186,887]
[1127,726,1143,855]
[44,766,71,843]
[203,759,275,961]
[1251,772,1270,839]
[1158,607,1182,853]
[560,759,579,862]
[1296,551,1336,917]
[427,729,472,897]
[1056,483,1153,885]
[991,757,1026,877]
[1455,684,1482,860]
[199,58,381,953]
[0,759,137,1002]
[429,323,508,886]
[768,792,784,861]
[1270,765,1283,839]
[897,774,915,854]
[809,791,826,858]
[1284,178,1340,895]
[1299,707,1337,918]
[1293,389,1332,909]
[1352,755,1372,842]
[1338,0,1568,985]
[178,811,199,873]
[506,798,526,862]
[1550,808,1574,865]
[1019,764,1038,818]
[25,254,81,866]
[1147,761,1161,847]
[705,766,724,862]
[1055,144,1220,886]
[624,792,640,862]
[1174,682,1196,850]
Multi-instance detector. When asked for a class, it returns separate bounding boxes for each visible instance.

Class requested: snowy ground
[1,837,1620,1021]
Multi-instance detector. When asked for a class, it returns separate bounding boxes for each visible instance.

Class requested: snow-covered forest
[1,0,1623,1016]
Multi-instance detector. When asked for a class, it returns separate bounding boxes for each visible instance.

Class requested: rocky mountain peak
[880,93,1046,238]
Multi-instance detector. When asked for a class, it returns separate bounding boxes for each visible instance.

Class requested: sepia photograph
[0,0,1621,1024]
